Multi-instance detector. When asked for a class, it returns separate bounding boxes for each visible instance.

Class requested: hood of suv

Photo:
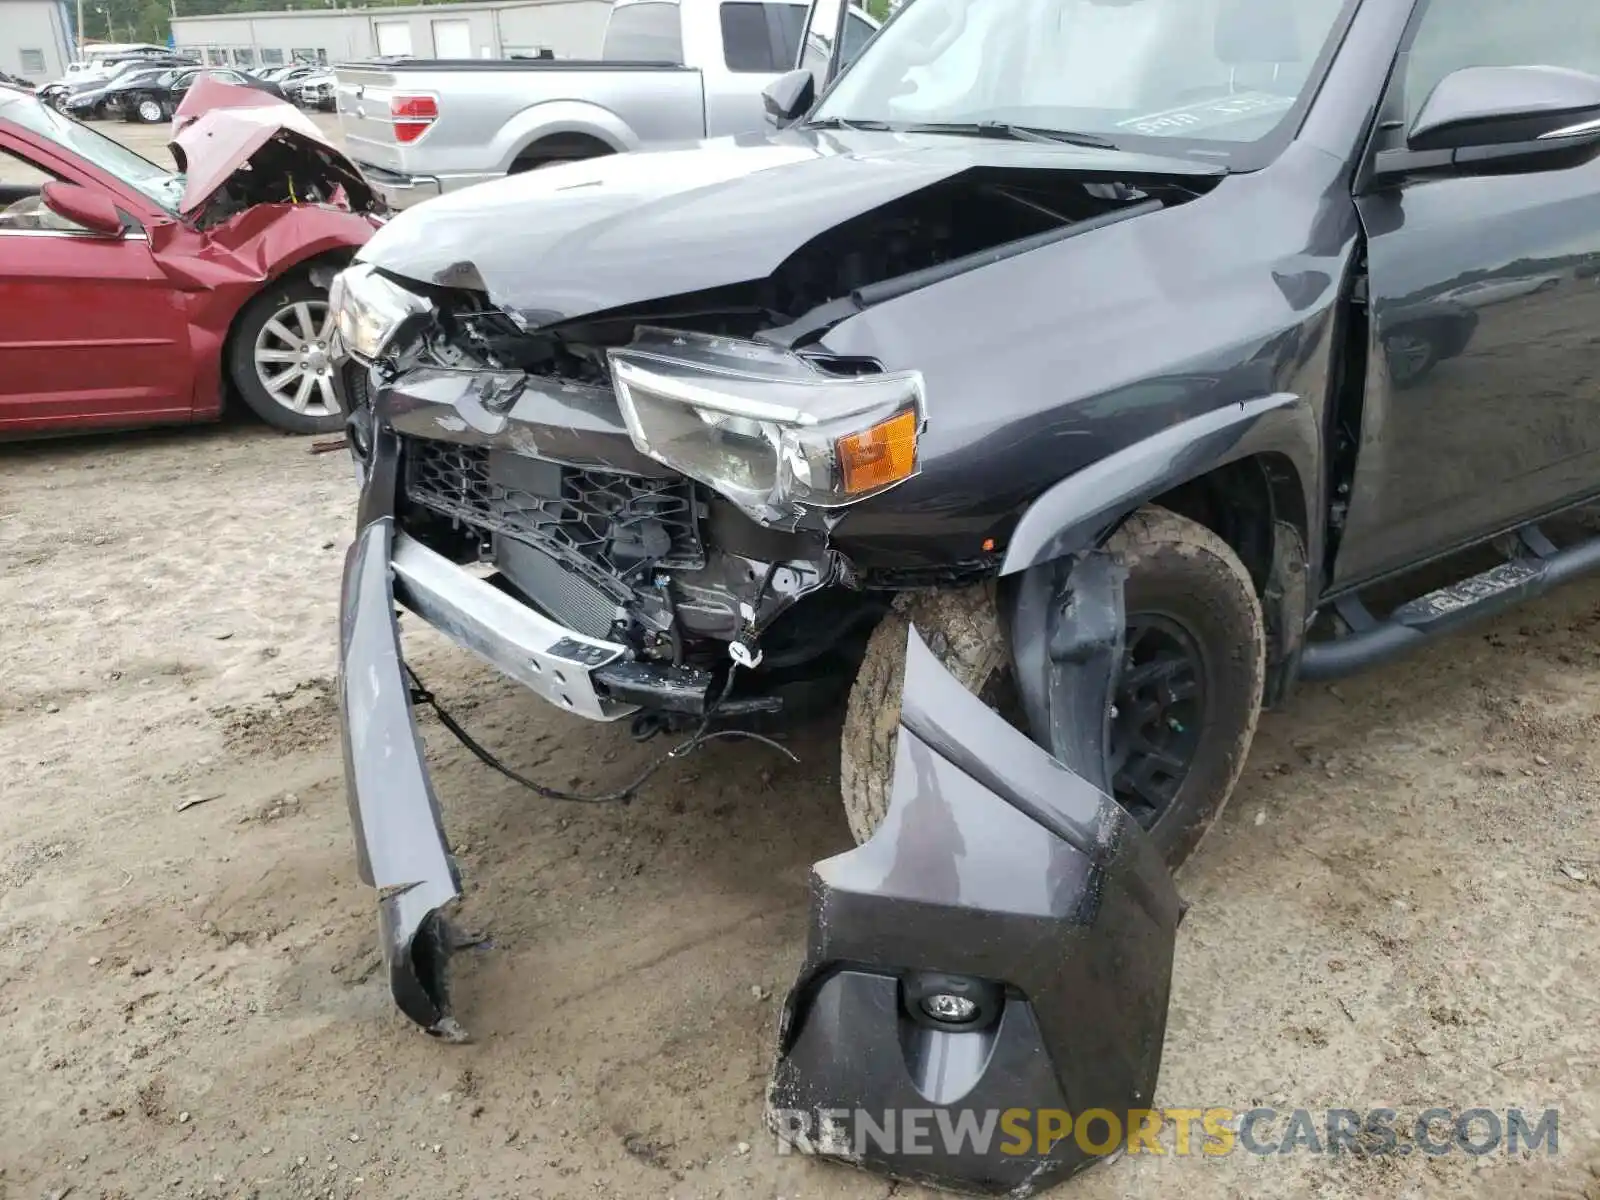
[356,128,1223,328]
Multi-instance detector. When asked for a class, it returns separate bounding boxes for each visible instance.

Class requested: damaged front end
[333,270,939,727]
[331,150,1207,706]
[169,78,380,231]
[332,133,1192,1190]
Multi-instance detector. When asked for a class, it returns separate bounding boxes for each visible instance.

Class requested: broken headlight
[330,262,429,361]
[608,328,925,526]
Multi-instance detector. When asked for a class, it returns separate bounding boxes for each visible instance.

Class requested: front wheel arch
[840,505,1267,870]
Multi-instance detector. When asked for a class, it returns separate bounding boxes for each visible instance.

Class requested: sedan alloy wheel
[253,299,339,419]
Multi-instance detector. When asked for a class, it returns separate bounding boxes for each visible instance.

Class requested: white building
[169,0,611,69]
[0,0,75,82]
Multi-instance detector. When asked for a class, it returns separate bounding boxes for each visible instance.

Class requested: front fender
[493,99,637,172]
[998,392,1319,576]
[148,204,375,291]
[147,204,375,419]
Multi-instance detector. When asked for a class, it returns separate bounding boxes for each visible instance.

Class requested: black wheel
[839,506,1265,870]
[226,274,343,435]
[1104,508,1265,864]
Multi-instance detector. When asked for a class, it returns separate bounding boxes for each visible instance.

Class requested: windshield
[815,0,1357,163]
[7,98,183,211]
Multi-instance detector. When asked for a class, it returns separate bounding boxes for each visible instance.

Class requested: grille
[402,439,701,608]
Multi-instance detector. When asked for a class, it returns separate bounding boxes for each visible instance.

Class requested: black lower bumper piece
[766,627,1183,1197]
[337,518,467,1040]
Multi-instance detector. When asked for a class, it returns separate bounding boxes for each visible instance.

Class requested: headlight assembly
[608,328,925,526]
[329,262,429,361]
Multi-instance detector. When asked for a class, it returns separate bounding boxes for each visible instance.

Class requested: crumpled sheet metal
[169,78,359,216]
[765,624,1183,1196]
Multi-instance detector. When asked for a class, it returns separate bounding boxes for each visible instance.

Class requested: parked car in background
[65,61,195,120]
[43,55,192,115]
[101,66,194,122]
[0,71,36,92]
[117,65,287,124]
[298,70,339,112]
[39,49,185,110]
[0,84,383,438]
[332,0,876,208]
[259,64,323,91]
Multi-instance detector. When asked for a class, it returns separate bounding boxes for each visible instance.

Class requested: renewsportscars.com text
[772,1106,1560,1158]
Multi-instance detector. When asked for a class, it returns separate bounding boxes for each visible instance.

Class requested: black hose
[403,661,797,805]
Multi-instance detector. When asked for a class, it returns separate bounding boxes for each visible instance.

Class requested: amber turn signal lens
[837,409,918,496]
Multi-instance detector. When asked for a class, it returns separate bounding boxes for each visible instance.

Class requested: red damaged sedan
[0,81,382,436]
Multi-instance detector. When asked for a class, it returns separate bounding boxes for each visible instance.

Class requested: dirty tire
[839,583,1006,847]
[226,274,343,436]
[1109,507,1266,866]
[839,506,1265,870]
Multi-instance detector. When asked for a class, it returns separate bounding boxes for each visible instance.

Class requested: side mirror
[762,68,815,126]
[40,180,124,235]
[1374,65,1600,182]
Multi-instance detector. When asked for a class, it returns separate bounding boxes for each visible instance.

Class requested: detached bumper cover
[767,628,1182,1197]
[338,518,465,1038]
[338,513,651,1036]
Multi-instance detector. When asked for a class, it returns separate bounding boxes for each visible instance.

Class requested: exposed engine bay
[189,132,378,230]
[365,167,1209,709]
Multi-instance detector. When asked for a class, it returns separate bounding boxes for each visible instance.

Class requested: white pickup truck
[334,0,877,209]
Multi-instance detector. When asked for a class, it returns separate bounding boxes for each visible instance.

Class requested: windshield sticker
[1117,91,1294,137]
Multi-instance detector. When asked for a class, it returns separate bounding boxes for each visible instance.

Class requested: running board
[1299,523,1600,681]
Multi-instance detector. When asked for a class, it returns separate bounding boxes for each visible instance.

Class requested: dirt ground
[2,116,1599,1200]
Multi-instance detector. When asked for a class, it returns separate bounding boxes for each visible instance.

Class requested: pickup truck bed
[336,59,706,206]
[334,0,818,207]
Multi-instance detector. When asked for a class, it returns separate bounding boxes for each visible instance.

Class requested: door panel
[1335,0,1600,586]
[0,229,194,434]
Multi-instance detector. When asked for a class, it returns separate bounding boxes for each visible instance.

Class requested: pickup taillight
[389,94,438,143]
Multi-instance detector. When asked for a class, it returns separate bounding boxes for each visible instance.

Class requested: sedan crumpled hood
[169,78,374,217]
[357,128,1223,327]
